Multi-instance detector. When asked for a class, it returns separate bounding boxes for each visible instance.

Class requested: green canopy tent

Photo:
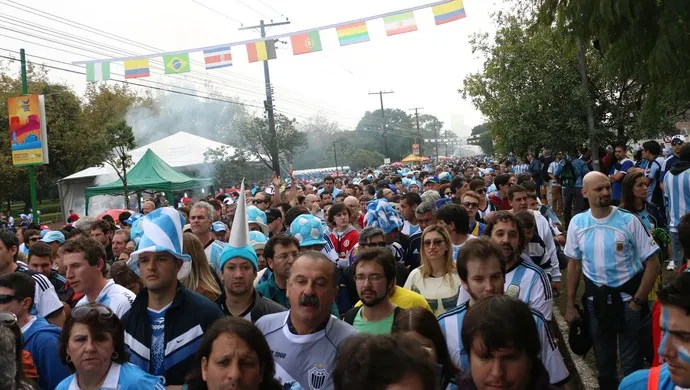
[85,149,213,215]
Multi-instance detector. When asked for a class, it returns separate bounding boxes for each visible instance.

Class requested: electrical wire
[189,0,244,25]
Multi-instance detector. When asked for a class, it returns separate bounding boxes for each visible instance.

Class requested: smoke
[125,89,246,147]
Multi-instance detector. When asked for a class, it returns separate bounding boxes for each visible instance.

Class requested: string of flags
[424,138,464,144]
[79,0,466,81]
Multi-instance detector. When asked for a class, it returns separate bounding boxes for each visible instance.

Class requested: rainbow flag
[124,59,150,79]
[290,31,322,55]
[247,40,277,63]
[383,12,417,36]
[432,0,466,25]
[336,22,370,46]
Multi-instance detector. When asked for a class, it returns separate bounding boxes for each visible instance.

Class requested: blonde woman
[181,232,222,301]
[404,224,461,316]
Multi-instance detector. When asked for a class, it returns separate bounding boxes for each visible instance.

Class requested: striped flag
[336,22,370,46]
[247,40,277,63]
[203,47,232,69]
[383,12,417,36]
[432,0,466,25]
[85,62,110,81]
[124,59,150,79]
[290,31,322,55]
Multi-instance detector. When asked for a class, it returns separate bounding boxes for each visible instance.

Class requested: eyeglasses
[254,199,266,204]
[274,252,299,261]
[462,202,479,209]
[361,242,387,248]
[672,139,684,146]
[355,274,385,283]
[0,295,19,305]
[423,239,446,247]
[71,305,114,319]
[0,312,17,326]
[29,237,40,242]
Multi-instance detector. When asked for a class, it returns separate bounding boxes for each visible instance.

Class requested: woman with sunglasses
[185,317,299,390]
[404,225,461,316]
[56,303,165,390]
[0,312,38,389]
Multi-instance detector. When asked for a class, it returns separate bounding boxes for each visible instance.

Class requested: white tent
[58,131,253,220]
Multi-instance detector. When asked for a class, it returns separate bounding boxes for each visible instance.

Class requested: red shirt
[330,227,360,259]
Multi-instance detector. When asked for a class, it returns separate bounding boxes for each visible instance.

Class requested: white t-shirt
[16,264,64,319]
[76,279,136,318]
[404,267,461,316]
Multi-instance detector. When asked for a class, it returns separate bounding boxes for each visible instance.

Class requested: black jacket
[216,289,286,323]
[123,284,225,386]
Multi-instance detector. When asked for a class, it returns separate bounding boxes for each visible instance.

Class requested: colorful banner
[432,0,466,25]
[8,95,49,166]
[336,22,370,46]
[247,40,277,63]
[203,47,232,69]
[124,59,150,79]
[383,12,417,36]
[163,53,191,74]
[290,31,323,55]
[86,62,110,81]
[412,143,420,155]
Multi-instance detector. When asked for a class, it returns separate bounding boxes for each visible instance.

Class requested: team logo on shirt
[308,365,328,390]
[506,284,520,298]
[343,239,350,248]
[616,241,625,252]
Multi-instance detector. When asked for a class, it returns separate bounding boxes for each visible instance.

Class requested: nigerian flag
[86,62,110,81]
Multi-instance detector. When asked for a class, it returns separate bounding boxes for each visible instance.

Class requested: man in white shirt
[62,236,136,318]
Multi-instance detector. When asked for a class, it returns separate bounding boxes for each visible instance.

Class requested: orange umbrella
[96,209,134,221]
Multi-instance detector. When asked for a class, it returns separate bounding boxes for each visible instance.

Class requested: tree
[102,120,136,204]
[471,123,490,135]
[355,109,416,161]
[347,149,386,170]
[237,113,307,174]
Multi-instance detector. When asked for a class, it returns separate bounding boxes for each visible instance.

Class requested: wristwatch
[632,297,646,307]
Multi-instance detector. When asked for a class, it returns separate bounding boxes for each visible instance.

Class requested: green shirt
[352,307,396,335]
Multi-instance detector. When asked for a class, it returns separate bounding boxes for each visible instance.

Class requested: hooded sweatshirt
[330,225,359,259]
[23,316,71,390]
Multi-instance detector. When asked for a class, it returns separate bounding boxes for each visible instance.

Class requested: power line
[234,0,272,20]
[255,0,288,20]
[189,0,244,25]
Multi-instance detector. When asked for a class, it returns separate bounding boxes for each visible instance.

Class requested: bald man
[564,171,660,389]
[343,196,362,230]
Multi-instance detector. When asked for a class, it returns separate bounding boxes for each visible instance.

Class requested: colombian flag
[432,0,466,25]
[247,40,277,63]
[290,31,323,55]
[124,59,150,79]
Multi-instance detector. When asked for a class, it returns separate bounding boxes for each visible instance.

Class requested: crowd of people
[0,136,688,390]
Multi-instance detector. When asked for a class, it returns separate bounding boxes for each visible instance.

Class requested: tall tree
[237,113,307,174]
[102,120,136,204]
[355,109,416,161]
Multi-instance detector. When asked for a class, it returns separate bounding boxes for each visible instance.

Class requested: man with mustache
[565,171,660,390]
[256,251,356,390]
[342,248,402,334]
[455,211,553,321]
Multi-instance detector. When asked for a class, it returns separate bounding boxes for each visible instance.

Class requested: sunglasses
[254,199,266,204]
[0,294,19,305]
[462,202,479,209]
[29,237,40,242]
[672,139,684,146]
[71,305,114,319]
[0,312,17,326]
[423,239,446,247]
[361,242,387,248]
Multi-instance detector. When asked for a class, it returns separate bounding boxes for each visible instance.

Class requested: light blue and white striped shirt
[438,303,569,384]
[663,166,690,233]
[564,207,659,288]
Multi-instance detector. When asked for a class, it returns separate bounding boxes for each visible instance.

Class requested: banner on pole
[412,143,420,155]
[8,94,49,166]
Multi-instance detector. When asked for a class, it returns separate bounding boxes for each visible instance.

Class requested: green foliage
[348,149,386,170]
[237,113,307,172]
[471,123,490,135]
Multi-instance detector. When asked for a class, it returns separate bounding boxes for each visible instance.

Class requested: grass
[5,200,62,224]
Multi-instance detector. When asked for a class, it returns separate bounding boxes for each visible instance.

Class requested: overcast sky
[1,0,505,137]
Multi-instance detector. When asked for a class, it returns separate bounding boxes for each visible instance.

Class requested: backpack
[559,160,579,188]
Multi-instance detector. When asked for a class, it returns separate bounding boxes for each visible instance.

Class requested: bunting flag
[203,47,233,69]
[432,0,466,25]
[86,62,110,81]
[336,22,370,46]
[163,53,191,74]
[383,12,417,36]
[124,59,150,79]
[290,31,323,55]
[247,40,277,63]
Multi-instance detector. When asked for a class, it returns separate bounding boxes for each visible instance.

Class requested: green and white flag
[86,62,110,81]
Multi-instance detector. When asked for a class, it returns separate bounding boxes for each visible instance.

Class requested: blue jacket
[56,362,165,390]
[23,316,71,390]
[619,363,676,389]
[122,284,225,386]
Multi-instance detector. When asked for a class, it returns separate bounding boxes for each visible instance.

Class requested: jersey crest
[506,284,520,298]
[308,365,328,390]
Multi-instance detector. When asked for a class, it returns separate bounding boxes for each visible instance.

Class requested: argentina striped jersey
[456,254,553,320]
[438,302,569,384]
[564,207,659,288]
[663,167,690,232]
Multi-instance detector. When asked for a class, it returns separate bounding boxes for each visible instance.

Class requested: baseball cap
[40,231,65,244]
[568,304,592,356]
[671,135,685,146]
[211,221,228,233]
[123,213,144,226]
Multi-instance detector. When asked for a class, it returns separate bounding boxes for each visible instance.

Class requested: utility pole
[410,107,423,155]
[369,91,394,159]
[239,20,290,178]
[19,49,38,223]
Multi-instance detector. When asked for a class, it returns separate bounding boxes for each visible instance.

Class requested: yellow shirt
[355,286,433,312]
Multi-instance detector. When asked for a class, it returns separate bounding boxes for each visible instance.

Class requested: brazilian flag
[163,53,191,74]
